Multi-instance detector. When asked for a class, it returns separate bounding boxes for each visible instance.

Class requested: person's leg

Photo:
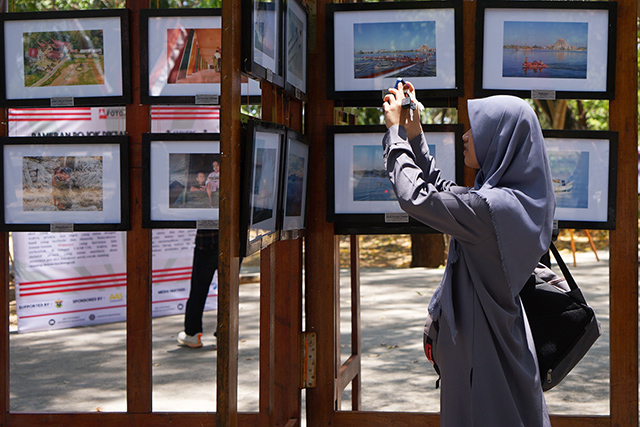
[184,246,217,336]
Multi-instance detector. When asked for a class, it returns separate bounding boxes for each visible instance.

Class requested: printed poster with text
[13,229,217,333]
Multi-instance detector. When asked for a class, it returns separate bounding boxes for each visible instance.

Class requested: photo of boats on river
[353,21,436,80]
[502,21,588,79]
[548,150,589,209]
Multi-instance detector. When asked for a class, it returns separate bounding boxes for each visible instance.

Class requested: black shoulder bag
[520,242,602,391]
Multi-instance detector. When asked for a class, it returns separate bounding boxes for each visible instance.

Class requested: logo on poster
[55,299,63,308]
[110,293,124,301]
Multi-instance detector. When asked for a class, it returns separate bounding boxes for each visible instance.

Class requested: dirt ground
[338,229,609,269]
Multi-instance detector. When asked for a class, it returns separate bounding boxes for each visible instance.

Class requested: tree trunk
[410,234,446,268]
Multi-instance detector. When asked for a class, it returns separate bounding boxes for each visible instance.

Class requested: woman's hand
[382,81,422,140]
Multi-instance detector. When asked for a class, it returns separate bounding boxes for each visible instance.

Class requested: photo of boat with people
[353,20,436,80]
[548,150,589,209]
[502,21,588,79]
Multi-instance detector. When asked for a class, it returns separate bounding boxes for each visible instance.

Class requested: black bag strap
[548,241,578,291]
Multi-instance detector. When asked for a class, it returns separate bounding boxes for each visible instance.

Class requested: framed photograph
[0,10,130,107]
[142,133,221,229]
[475,1,616,99]
[280,128,309,239]
[242,0,285,87]
[241,119,285,256]
[544,130,617,229]
[327,124,463,234]
[140,9,261,104]
[284,0,307,100]
[0,136,128,231]
[327,1,462,104]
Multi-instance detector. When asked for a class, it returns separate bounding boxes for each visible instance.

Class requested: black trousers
[184,230,219,336]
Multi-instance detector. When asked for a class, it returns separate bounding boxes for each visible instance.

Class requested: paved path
[9,249,611,418]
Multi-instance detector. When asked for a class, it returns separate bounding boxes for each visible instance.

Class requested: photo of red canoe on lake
[353,21,437,79]
[502,21,588,79]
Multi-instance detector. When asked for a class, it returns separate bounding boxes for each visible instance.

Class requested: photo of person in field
[22,30,105,87]
[22,156,104,211]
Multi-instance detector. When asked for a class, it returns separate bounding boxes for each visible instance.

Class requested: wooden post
[608,0,638,424]
[0,103,7,427]
[125,0,152,413]
[0,230,7,427]
[305,0,338,424]
[460,0,476,188]
[218,0,243,424]
[259,75,304,427]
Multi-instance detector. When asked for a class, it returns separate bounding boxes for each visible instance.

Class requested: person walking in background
[177,229,218,348]
[382,84,555,426]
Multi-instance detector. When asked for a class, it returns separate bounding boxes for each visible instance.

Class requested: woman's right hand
[382,81,422,140]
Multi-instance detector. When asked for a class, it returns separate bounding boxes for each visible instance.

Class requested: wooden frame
[0,0,636,426]
[326,124,463,235]
[475,0,617,100]
[326,1,463,104]
[0,10,130,107]
[142,132,221,229]
[0,135,129,232]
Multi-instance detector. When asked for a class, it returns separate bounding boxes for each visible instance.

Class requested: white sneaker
[177,331,203,348]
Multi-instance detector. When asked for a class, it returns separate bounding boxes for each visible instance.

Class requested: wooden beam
[218,0,243,424]
[460,0,476,187]
[608,0,639,424]
[333,412,610,427]
[1,104,7,427]
[305,0,338,423]
[349,235,361,411]
[259,244,276,427]
[124,0,151,413]
[337,355,361,395]
[4,412,260,426]
[0,231,8,426]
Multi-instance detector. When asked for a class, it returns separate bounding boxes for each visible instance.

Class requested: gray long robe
[383,121,551,426]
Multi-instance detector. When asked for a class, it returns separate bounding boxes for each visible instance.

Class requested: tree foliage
[7,0,221,11]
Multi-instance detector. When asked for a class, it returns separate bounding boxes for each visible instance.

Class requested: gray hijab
[468,95,556,297]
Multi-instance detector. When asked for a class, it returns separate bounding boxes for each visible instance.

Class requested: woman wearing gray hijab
[382,83,555,426]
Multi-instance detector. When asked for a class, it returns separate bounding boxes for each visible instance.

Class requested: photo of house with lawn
[22,30,105,87]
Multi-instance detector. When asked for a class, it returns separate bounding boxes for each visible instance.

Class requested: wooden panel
[333,412,610,427]
[1,232,8,426]
[460,0,475,187]
[259,244,276,427]
[304,0,339,425]
[273,239,303,426]
[1,108,7,427]
[4,412,259,426]
[608,0,639,424]
[348,235,361,410]
[124,0,151,413]
[218,0,243,425]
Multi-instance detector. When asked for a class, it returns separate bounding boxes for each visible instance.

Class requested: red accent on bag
[425,342,434,364]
